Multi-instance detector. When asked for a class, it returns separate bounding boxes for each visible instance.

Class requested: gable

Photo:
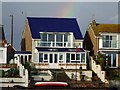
[27,17,83,39]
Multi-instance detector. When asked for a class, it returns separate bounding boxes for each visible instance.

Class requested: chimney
[2,40,7,47]
[92,20,96,26]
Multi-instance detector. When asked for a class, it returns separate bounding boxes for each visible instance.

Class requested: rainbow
[58,3,79,17]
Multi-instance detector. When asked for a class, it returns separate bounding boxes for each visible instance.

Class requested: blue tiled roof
[15,51,32,54]
[36,47,85,52]
[27,17,83,39]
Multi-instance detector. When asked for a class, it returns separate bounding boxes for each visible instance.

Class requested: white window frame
[102,35,117,48]
[40,32,69,47]
[43,53,48,63]
[59,53,64,63]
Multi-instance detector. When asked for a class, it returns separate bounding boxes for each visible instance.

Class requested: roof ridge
[27,17,77,20]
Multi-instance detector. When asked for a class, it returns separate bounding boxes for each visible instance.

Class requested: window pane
[71,54,75,60]
[41,33,47,41]
[56,34,63,46]
[76,54,80,60]
[59,54,63,63]
[55,54,57,63]
[50,54,53,63]
[64,34,68,42]
[113,53,116,67]
[102,35,106,40]
[105,35,109,40]
[59,54,63,60]
[66,53,70,63]
[111,36,117,48]
[44,54,48,60]
[39,53,43,62]
[48,34,54,41]
[56,34,62,42]
[81,53,85,63]
[103,40,109,47]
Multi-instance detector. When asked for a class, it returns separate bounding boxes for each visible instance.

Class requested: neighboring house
[0,25,16,64]
[14,51,32,64]
[0,25,7,64]
[84,20,120,68]
[21,17,89,69]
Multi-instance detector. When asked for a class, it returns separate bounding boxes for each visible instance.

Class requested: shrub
[5,68,19,77]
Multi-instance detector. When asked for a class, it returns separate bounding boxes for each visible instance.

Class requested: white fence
[90,57,108,83]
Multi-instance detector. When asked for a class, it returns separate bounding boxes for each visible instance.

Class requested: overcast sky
[1,1,119,50]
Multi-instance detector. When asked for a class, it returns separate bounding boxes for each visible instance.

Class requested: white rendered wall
[0,47,7,64]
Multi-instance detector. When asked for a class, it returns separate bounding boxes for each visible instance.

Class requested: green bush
[5,68,19,77]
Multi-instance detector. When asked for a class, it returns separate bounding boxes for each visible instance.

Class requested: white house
[0,25,7,64]
[21,17,89,70]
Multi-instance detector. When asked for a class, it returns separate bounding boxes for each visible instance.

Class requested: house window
[81,53,85,63]
[40,33,68,47]
[56,34,63,46]
[59,54,64,63]
[55,54,58,63]
[41,33,47,46]
[48,34,55,41]
[76,54,80,60]
[66,53,70,63]
[41,33,47,41]
[102,35,117,48]
[66,53,85,64]
[44,54,48,60]
[71,54,75,60]
[64,34,68,42]
[39,53,43,62]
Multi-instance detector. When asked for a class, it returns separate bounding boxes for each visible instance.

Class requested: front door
[49,53,58,68]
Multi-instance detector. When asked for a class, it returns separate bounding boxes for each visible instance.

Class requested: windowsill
[109,67,118,69]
